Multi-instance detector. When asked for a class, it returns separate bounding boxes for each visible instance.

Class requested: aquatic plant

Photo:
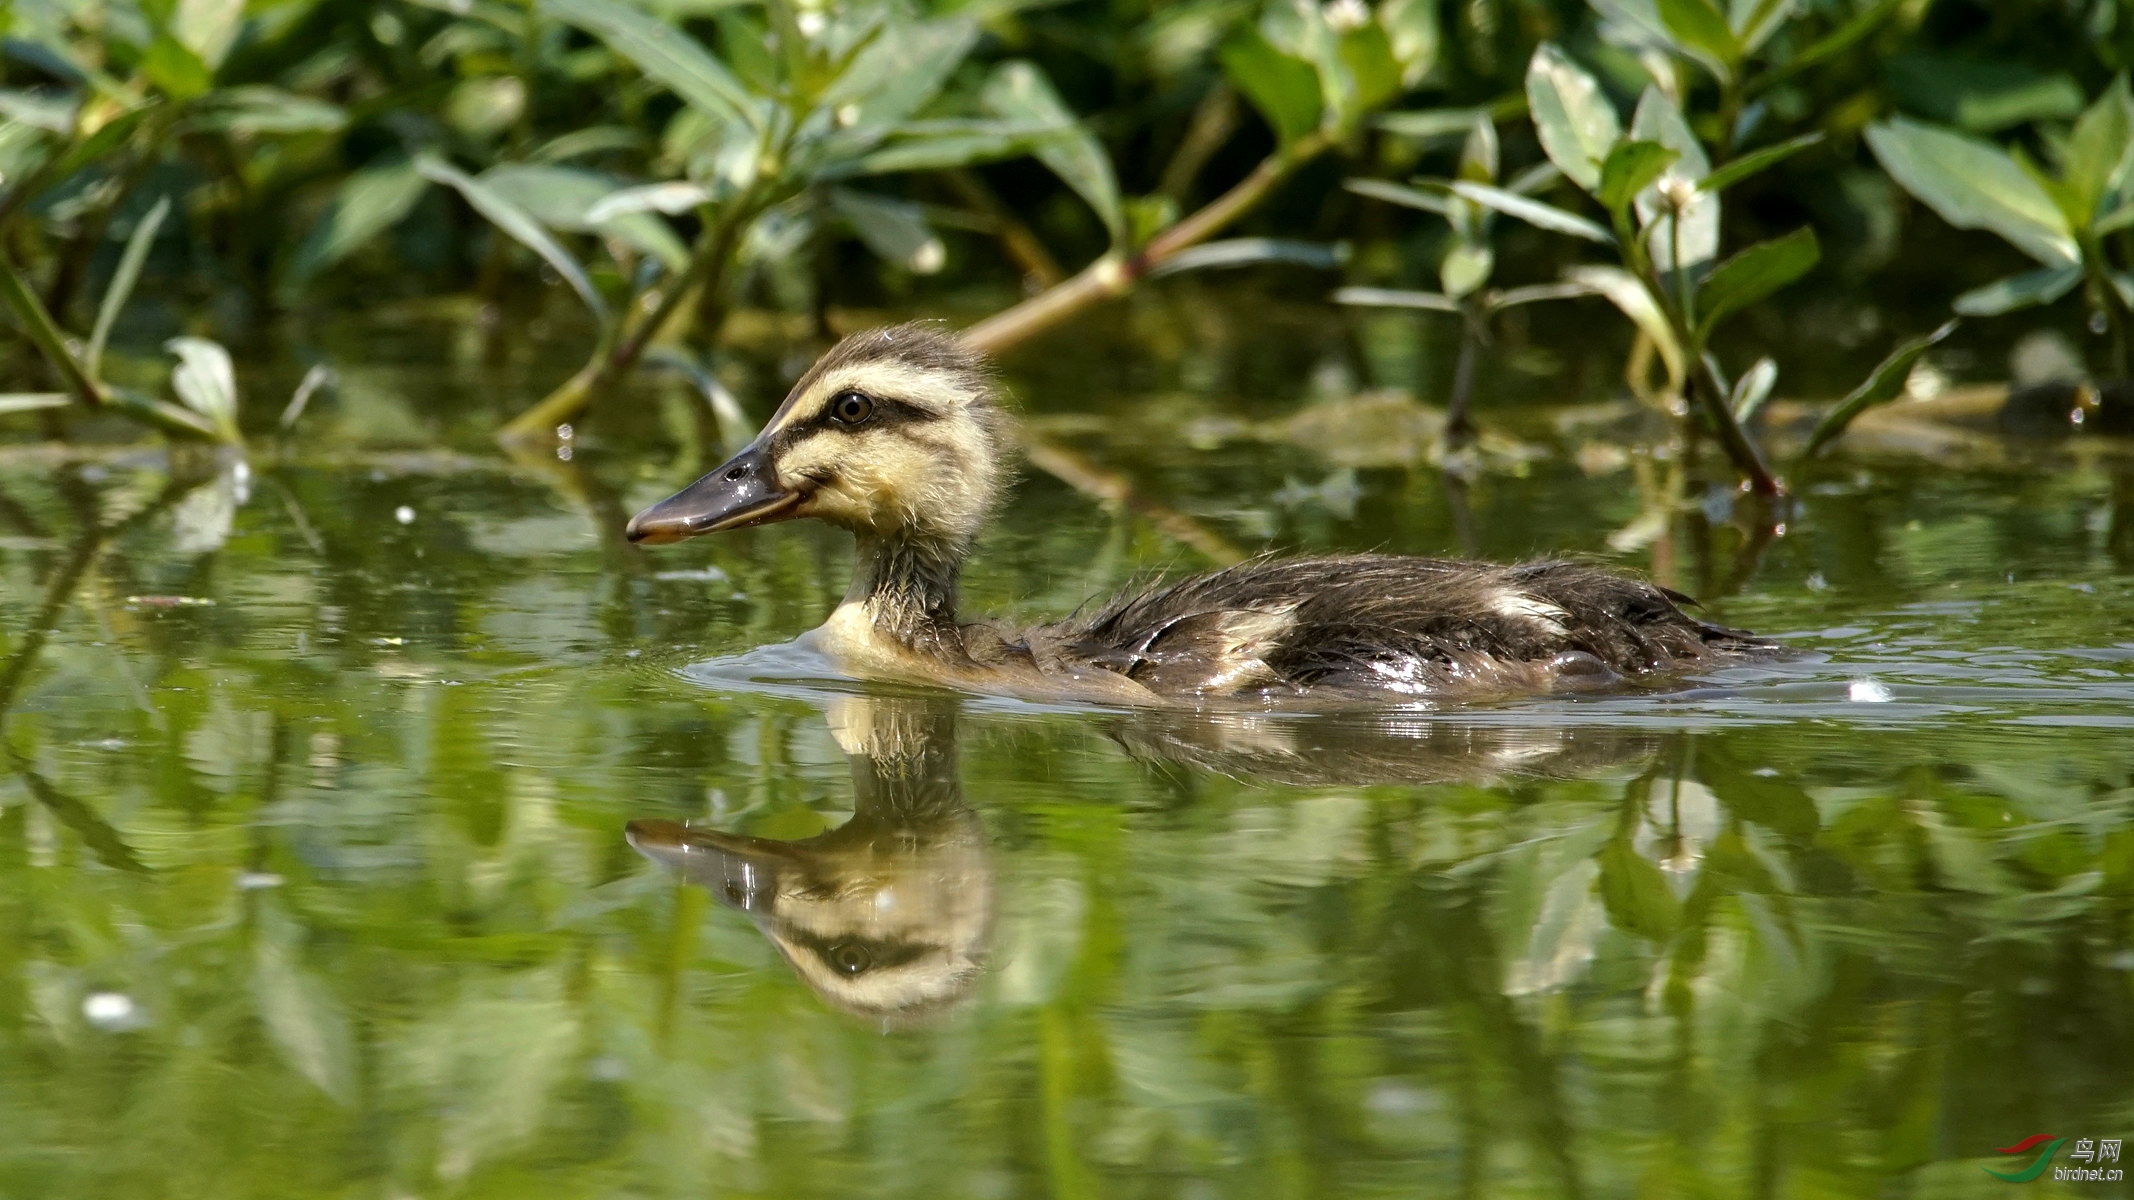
[1869,76,2134,378]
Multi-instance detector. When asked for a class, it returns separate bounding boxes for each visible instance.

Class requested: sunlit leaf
[1865,118,2079,267]
[817,18,980,144]
[1448,180,1615,244]
[1631,86,1718,270]
[1526,43,1620,193]
[1952,263,2081,316]
[1439,241,1493,297]
[88,195,170,373]
[173,0,245,70]
[1345,177,1448,215]
[541,0,758,130]
[984,61,1123,243]
[190,86,348,136]
[165,336,240,440]
[1146,238,1346,277]
[1802,319,1960,457]
[585,181,713,222]
[2063,75,2134,223]
[1694,226,1819,338]
[1729,355,1778,422]
[1378,0,1440,85]
[1375,107,1489,140]
[480,163,690,271]
[1332,286,1460,312]
[418,153,610,321]
[0,392,68,414]
[1568,264,1684,387]
[141,35,213,101]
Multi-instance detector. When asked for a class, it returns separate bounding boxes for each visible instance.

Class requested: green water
[3,311,2134,1199]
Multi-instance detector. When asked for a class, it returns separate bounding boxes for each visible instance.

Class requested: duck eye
[829,392,874,425]
[828,942,872,975]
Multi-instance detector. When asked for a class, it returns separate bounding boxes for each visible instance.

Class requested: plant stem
[1445,310,1482,448]
[498,193,758,442]
[962,130,1335,357]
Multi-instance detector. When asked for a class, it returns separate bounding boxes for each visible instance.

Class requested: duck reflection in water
[628,695,1673,1027]
[627,698,992,1028]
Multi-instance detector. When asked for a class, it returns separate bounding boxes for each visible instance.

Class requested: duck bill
[624,444,800,545]
[625,818,799,913]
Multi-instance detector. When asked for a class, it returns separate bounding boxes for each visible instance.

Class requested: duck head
[624,324,1012,563]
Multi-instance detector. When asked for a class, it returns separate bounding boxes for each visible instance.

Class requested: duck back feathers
[1011,555,1772,700]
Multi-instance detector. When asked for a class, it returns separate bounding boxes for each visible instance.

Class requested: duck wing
[1036,555,1773,699]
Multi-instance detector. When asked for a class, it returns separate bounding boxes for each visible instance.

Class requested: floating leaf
[1865,118,2079,267]
[418,153,609,321]
[1695,226,1820,338]
[984,61,1123,243]
[541,0,758,130]
[1526,43,1620,193]
[1802,319,1959,457]
[88,195,170,373]
[1952,264,2082,316]
[1448,180,1615,244]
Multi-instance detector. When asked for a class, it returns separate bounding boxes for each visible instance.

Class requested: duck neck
[846,532,968,659]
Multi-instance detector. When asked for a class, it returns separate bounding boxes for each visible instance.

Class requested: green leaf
[1597,838,1679,940]
[1491,280,1593,308]
[141,35,213,101]
[1439,241,1493,297]
[190,86,348,136]
[1695,226,1820,338]
[1332,19,1403,126]
[1597,140,1679,220]
[479,164,690,272]
[1729,356,1778,422]
[0,392,69,414]
[1345,178,1448,215]
[540,0,758,131]
[1568,264,1683,387]
[1760,0,1901,91]
[1864,118,2079,267]
[1525,43,1620,193]
[172,0,245,70]
[417,153,609,322]
[983,61,1123,243]
[88,195,169,374]
[165,336,240,441]
[1375,107,1490,140]
[1802,319,1960,458]
[1884,52,2085,134]
[585,181,713,222]
[1699,131,1824,193]
[1630,86,1717,270]
[1332,286,1460,312]
[829,188,945,274]
[1448,180,1615,244]
[1378,0,1440,85]
[1146,239,1346,277]
[1656,0,1740,77]
[817,18,980,144]
[1952,264,2082,316]
[1222,28,1324,146]
[2064,75,2134,224]
[285,157,428,289]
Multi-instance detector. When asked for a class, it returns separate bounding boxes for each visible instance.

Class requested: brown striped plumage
[626,324,1777,704]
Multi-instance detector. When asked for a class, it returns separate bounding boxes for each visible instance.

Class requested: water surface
[3,311,2133,1198]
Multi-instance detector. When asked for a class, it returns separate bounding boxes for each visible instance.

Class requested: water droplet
[394,505,416,525]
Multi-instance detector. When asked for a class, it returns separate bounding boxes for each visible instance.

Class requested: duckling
[626,323,1775,703]
[626,698,991,1028]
